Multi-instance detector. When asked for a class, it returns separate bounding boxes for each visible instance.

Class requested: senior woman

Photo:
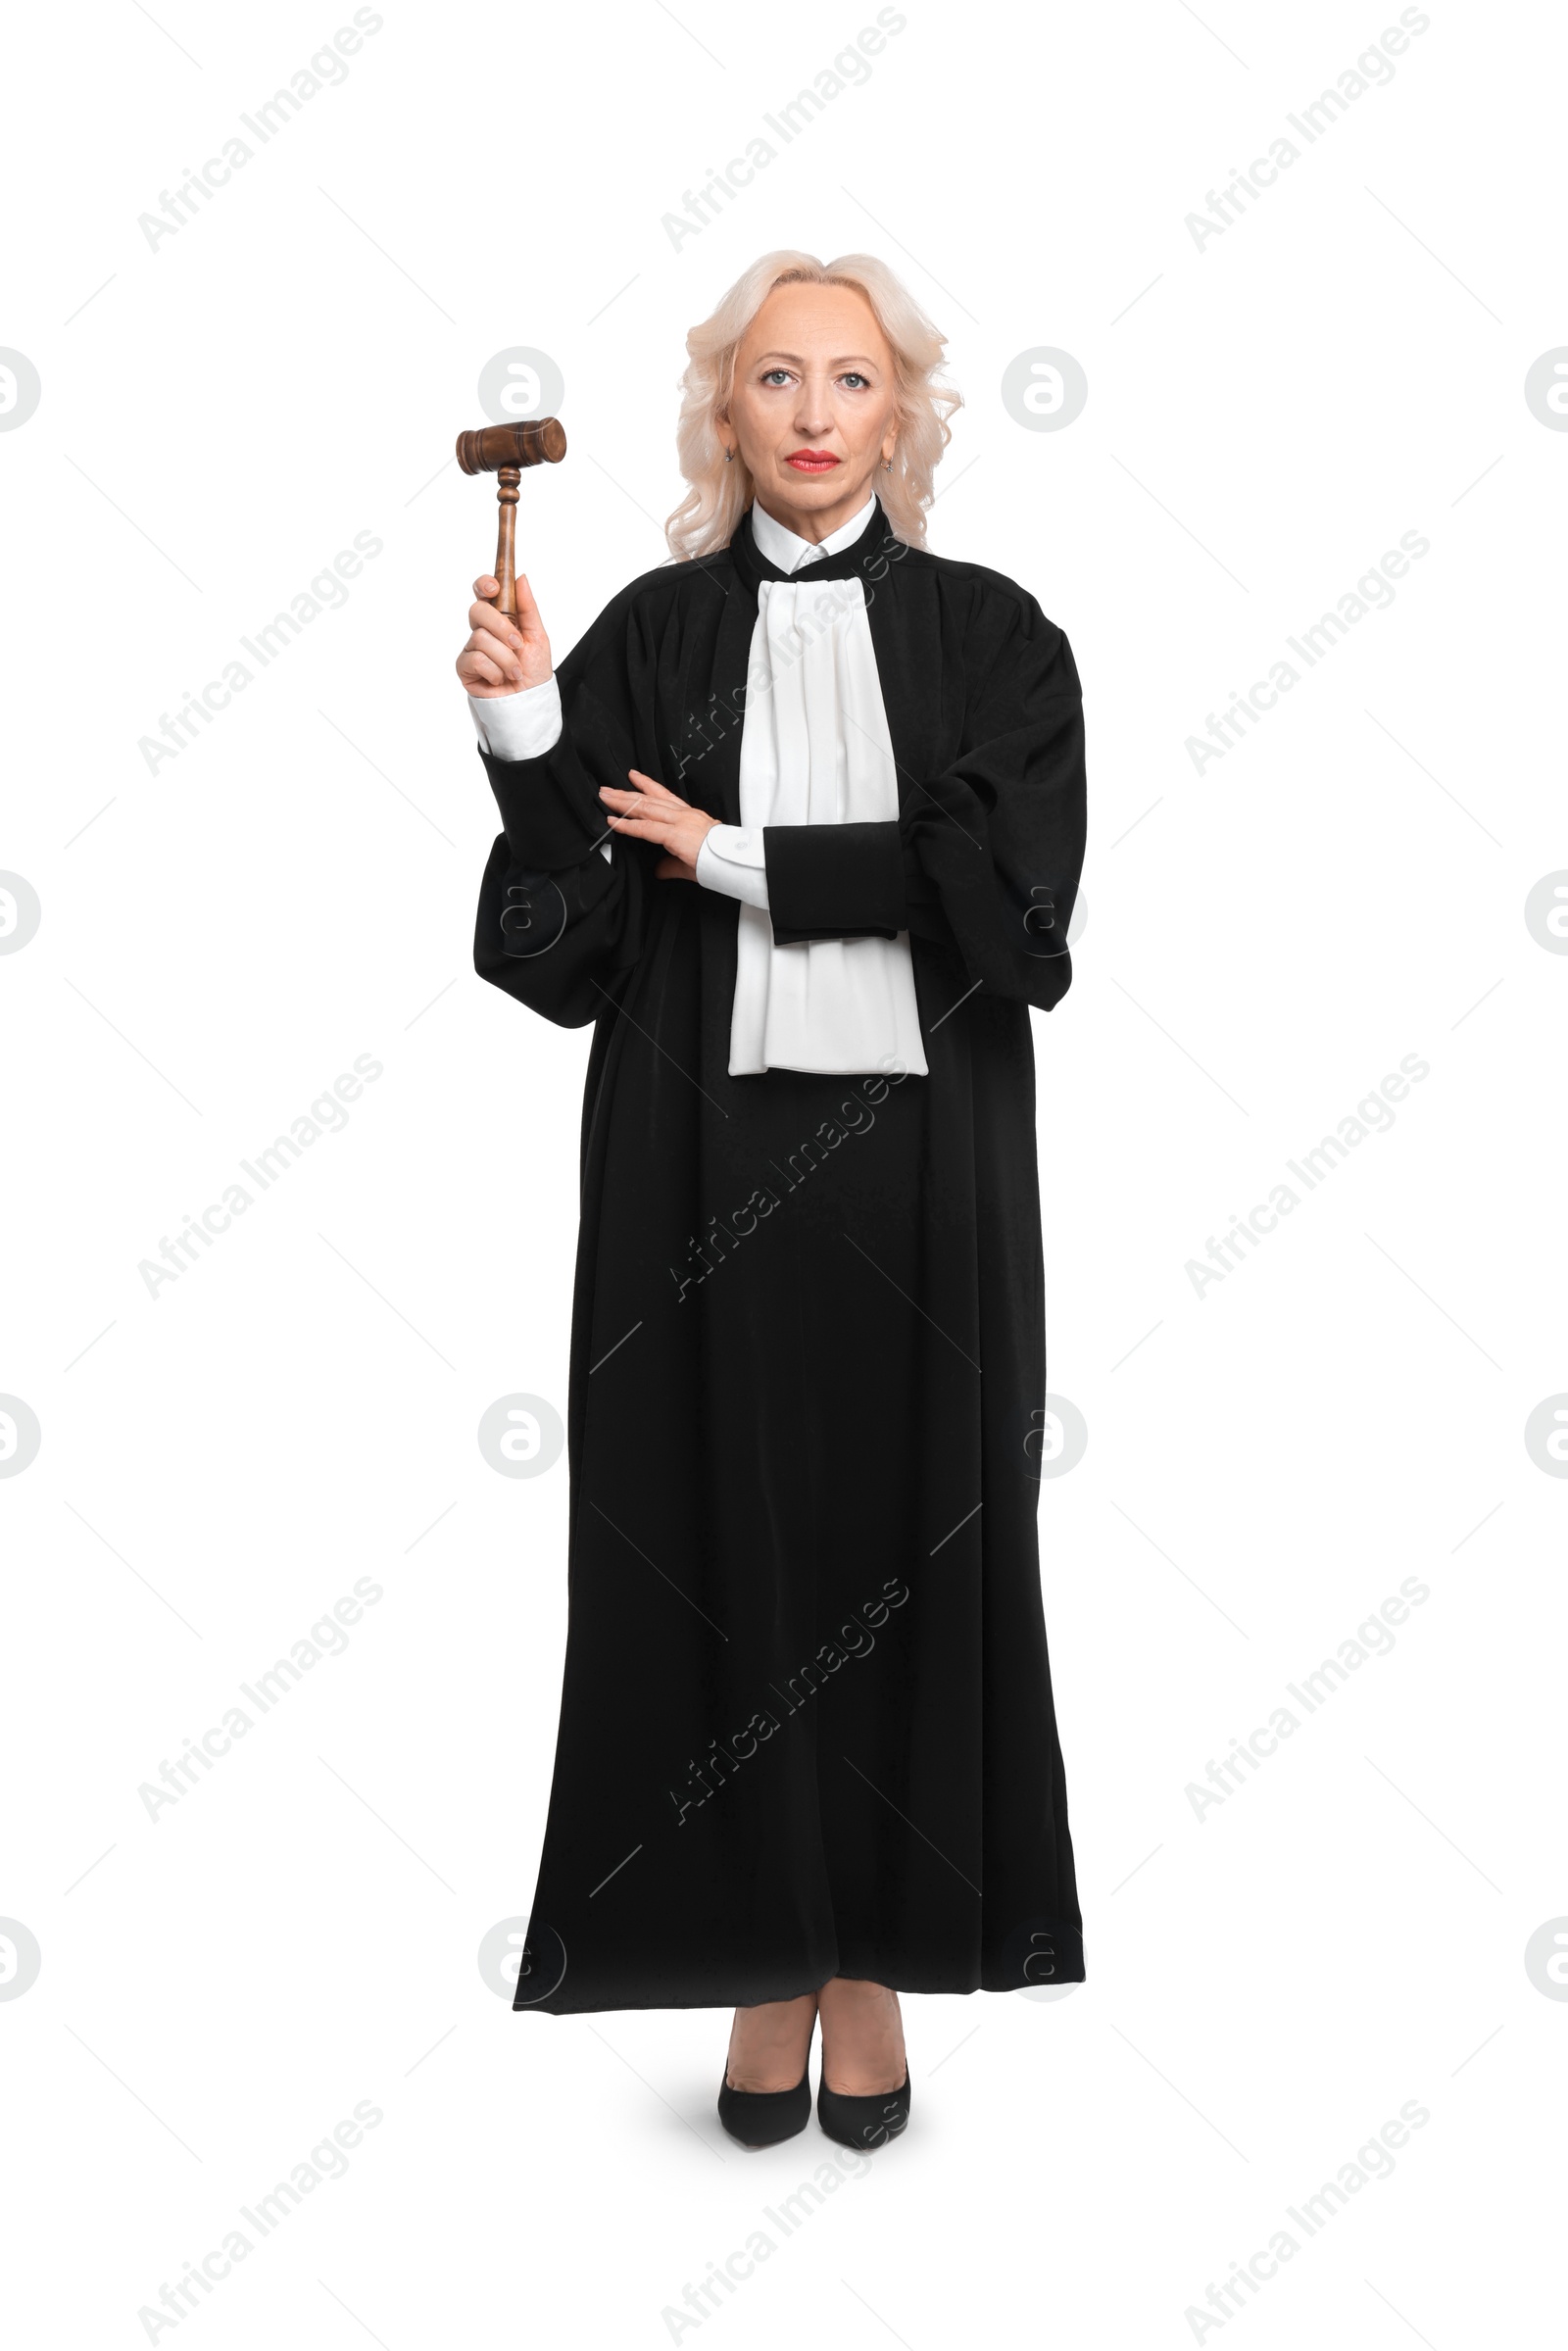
[457,250,1088,2150]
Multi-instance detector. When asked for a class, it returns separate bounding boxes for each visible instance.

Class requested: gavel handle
[491,465,521,627]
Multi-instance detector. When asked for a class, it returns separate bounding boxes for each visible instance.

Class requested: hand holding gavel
[454,412,714,878]
[456,571,553,699]
[454,416,563,700]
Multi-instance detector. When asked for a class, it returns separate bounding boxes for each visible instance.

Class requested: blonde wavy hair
[665,250,960,563]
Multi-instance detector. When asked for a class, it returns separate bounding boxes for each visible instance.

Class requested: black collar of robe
[721,493,904,600]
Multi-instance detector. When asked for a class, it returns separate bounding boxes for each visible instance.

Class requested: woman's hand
[456,572,554,698]
[599,772,717,879]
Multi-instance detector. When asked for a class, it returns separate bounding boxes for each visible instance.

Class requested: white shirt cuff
[696,824,770,909]
[469,676,563,761]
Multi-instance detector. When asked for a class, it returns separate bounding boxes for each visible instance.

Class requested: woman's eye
[841,373,868,389]
[760,369,792,386]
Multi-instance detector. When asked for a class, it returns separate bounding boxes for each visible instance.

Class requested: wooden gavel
[456,417,567,630]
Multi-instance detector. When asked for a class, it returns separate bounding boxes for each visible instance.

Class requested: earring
[883,456,893,470]
[725,446,735,463]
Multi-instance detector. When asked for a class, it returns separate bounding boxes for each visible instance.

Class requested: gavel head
[456,418,566,473]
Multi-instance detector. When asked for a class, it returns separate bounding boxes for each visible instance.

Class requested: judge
[458,249,1088,2152]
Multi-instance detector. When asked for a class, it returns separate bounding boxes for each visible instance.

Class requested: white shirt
[468,493,927,1078]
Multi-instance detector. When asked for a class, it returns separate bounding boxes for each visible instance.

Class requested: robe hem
[512,1935,1088,2016]
[514,1969,1088,2018]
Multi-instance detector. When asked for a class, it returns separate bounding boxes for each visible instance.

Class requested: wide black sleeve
[471,588,658,1029]
[763,821,908,943]
[762,591,1087,1012]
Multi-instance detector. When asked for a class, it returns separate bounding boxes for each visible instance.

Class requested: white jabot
[716,494,927,1077]
[466,491,928,1076]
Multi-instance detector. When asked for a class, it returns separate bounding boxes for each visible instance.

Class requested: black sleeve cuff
[479,743,605,870]
[762,820,908,945]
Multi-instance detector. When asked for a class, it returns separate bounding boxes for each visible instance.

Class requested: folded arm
[754,595,1087,1007]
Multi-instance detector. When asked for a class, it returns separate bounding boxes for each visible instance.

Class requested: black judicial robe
[474,496,1088,2014]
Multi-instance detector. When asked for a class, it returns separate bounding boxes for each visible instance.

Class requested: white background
[3,0,1565,2342]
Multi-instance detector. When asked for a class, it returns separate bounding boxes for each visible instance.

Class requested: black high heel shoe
[717,2016,815,2148]
[816,2070,911,2150]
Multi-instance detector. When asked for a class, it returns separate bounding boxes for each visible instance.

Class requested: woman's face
[723,281,899,542]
